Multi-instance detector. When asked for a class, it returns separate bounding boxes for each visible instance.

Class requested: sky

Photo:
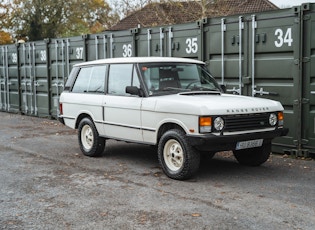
[269,0,315,8]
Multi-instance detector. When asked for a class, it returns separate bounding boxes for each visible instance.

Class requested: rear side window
[71,65,106,93]
[108,64,140,96]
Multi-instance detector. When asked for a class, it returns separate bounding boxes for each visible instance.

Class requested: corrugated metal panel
[0,46,8,111]
[301,3,315,156]
[49,36,87,118]
[135,27,166,57]
[49,38,68,118]
[4,44,20,113]
[248,8,301,154]
[203,7,301,154]
[108,29,138,58]
[86,33,108,61]
[19,41,50,117]
[165,21,206,60]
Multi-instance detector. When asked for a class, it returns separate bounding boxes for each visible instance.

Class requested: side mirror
[126,86,141,96]
[220,84,226,93]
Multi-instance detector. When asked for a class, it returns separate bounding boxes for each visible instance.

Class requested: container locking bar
[226,87,241,95]
[253,87,279,96]
[238,16,244,95]
[147,29,151,56]
[251,15,257,97]
[159,28,164,57]
[221,18,226,85]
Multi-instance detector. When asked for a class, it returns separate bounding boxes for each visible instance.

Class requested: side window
[72,68,91,93]
[108,64,140,96]
[71,65,106,93]
[88,65,106,93]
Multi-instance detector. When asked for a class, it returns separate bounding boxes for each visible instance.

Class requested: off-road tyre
[78,118,105,157]
[158,129,200,180]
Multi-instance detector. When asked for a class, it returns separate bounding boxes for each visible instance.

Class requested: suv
[59,57,288,180]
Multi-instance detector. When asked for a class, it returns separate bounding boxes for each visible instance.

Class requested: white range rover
[59,57,288,180]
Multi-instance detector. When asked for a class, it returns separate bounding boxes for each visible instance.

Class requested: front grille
[222,113,271,132]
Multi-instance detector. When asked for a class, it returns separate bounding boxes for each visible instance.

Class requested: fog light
[214,117,224,131]
[269,113,277,126]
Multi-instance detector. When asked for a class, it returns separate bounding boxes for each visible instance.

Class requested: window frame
[106,63,142,96]
[70,64,107,94]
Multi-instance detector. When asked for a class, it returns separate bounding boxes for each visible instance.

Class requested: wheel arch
[75,113,93,129]
[157,122,186,144]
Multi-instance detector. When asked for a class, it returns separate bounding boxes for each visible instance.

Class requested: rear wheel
[78,118,105,157]
[158,129,200,180]
[233,142,271,166]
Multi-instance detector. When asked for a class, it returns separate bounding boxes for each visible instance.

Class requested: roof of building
[109,0,278,31]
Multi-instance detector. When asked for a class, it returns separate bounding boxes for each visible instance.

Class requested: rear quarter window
[71,65,106,93]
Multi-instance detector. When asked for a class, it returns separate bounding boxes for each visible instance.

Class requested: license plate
[236,139,263,150]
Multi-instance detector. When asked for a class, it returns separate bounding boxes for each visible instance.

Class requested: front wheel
[78,118,105,157]
[158,129,200,180]
[233,142,271,166]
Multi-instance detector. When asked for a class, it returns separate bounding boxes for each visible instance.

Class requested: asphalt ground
[0,112,314,229]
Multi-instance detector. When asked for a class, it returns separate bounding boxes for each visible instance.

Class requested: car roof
[74,57,205,67]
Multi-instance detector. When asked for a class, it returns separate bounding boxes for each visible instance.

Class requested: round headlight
[214,117,225,131]
[269,113,277,126]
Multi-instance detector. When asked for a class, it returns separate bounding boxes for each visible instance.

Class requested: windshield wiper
[162,87,190,92]
[189,85,221,92]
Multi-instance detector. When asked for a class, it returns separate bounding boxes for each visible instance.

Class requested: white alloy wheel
[163,139,184,171]
[81,124,94,151]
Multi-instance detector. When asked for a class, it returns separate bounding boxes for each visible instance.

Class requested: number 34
[274,28,293,48]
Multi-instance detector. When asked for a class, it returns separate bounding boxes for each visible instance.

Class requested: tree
[110,0,156,18]
[0,2,13,44]
[4,0,119,41]
[0,31,13,45]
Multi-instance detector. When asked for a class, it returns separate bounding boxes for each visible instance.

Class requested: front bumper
[187,128,289,152]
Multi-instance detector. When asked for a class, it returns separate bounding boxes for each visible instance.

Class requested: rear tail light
[59,103,63,115]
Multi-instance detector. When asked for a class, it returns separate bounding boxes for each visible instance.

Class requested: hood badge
[227,107,270,113]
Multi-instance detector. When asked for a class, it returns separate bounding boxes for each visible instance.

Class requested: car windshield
[138,62,221,96]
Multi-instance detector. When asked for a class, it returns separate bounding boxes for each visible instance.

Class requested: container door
[144,27,166,57]
[4,45,20,113]
[109,29,137,58]
[302,3,315,155]
[86,34,108,61]
[166,21,205,60]
[136,28,152,57]
[0,46,7,111]
[205,16,248,95]
[136,27,166,57]
[49,39,67,118]
[246,8,301,153]
[20,43,34,115]
[33,41,50,117]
